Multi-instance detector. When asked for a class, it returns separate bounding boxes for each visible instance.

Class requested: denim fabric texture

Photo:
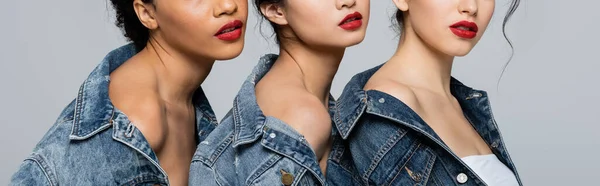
[334,64,523,186]
[189,54,362,186]
[10,44,218,186]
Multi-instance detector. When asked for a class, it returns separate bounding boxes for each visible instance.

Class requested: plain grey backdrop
[1,0,598,185]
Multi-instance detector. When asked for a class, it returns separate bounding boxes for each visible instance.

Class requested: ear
[260,3,288,26]
[133,0,158,29]
[392,0,409,12]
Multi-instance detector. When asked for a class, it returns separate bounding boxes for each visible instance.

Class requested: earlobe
[392,0,409,11]
[133,0,158,29]
[260,3,288,26]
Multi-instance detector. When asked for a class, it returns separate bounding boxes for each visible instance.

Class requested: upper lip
[215,20,243,36]
[339,12,363,25]
[450,21,478,32]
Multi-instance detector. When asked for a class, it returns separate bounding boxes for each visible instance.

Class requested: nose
[458,0,478,16]
[214,0,238,17]
[337,0,357,10]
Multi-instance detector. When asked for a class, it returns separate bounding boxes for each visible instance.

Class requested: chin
[338,34,366,47]
[211,43,245,60]
[449,51,471,57]
[441,43,475,57]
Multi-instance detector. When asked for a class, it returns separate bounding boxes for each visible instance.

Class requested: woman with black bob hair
[189,0,369,185]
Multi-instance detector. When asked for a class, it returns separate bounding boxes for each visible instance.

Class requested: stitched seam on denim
[201,110,219,126]
[121,174,166,185]
[431,173,443,186]
[329,136,345,163]
[334,92,367,139]
[330,157,359,183]
[367,110,487,185]
[23,157,55,186]
[437,156,460,185]
[213,166,226,186]
[112,138,169,185]
[71,82,86,137]
[386,142,421,186]
[188,161,224,186]
[69,107,114,140]
[293,168,308,186]
[485,95,522,185]
[261,145,326,185]
[419,147,437,186]
[363,126,407,181]
[232,97,245,144]
[208,133,234,165]
[246,154,283,184]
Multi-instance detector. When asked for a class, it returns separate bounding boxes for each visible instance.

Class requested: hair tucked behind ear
[110,0,154,51]
[254,0,284,45]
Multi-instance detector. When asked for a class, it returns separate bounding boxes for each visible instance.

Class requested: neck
[141,36,215,105]
[385,28,455,95]
[277,40,344,104]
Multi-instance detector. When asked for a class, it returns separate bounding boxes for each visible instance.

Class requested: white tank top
[461,154,519,186]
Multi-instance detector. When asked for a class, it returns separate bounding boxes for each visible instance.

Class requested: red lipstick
[449,21,478,39]
[215,20,243,41]
[339,12,363,30]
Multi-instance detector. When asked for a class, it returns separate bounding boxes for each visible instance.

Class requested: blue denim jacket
[334,65,523,186]
[10,44,218,186]
[189,54,361,186]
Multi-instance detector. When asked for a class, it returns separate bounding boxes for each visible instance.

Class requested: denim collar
[69,44,218,142]
[231,54,338,146]
[230,54,278,146]
[229,54,336,184]
[334,64,523,184]
[334,64,498,144]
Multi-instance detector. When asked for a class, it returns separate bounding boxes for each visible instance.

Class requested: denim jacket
[334,65,523,186]
[10,44,218,186]
[189,54,361,186]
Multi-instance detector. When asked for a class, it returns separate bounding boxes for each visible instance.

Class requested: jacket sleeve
[10,159,53,186]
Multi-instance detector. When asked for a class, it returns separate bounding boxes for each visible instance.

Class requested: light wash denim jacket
[189,54,361,186]
[10,44,218,186]
[334,65,523,186]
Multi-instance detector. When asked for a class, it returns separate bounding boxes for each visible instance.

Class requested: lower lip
[339,20,363,30]
[450,28,476,39]
[216,28,242,41]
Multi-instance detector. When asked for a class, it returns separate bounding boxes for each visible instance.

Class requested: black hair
[394,0,521,82]
[254,0,284,44]
[110,0,154,51]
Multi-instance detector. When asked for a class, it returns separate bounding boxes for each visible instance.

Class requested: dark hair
[254,0,284,44]
[394,0,521,82]
[110,0,154,51]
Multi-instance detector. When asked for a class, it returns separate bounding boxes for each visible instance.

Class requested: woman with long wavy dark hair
[334,0,522,185]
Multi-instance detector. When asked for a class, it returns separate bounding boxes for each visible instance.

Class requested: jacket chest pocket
[248,158,321,186]
[386,141,436,186]
[365,131,437,186]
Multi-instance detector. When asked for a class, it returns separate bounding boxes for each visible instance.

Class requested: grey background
[1,0,597,185]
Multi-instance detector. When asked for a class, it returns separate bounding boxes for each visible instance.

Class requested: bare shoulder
[364,76,423,113]
[109,81,167,152]
[256,84,331,126]
[255,76,333,157]
[256,82,332,156]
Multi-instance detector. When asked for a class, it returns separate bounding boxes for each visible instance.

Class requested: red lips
[215,20,243,41]
[339,12,363,30]
[449,21,478,39]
